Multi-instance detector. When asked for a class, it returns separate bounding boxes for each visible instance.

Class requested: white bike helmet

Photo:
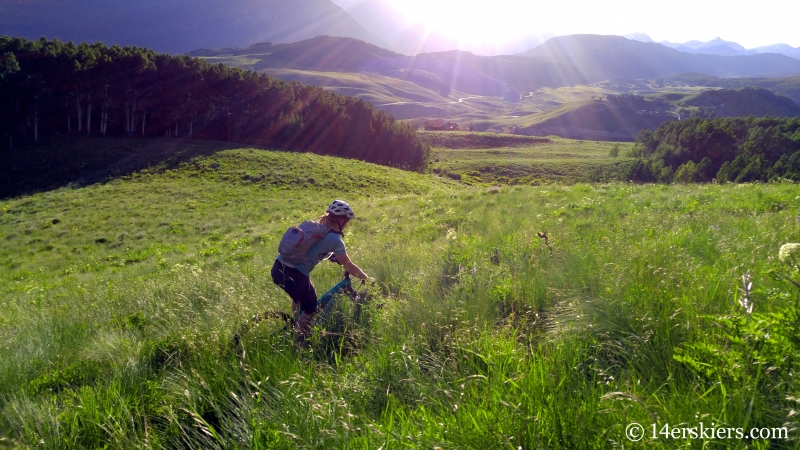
[326,200,355,219]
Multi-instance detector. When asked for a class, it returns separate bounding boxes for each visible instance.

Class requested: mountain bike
[233,271,363,347]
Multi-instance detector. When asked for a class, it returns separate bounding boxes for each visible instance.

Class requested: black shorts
[271,260,318,315]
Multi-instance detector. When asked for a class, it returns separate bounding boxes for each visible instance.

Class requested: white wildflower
[779,243,800,263]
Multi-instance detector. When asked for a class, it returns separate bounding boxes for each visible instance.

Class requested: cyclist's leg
[294,280,318,343]
[272,261,310,302]
[271,260,318,343]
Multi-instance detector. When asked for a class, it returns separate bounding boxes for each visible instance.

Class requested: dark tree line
[625,116,800,183]
[0,37,428,170]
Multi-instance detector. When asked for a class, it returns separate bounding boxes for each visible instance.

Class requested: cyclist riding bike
[271,200,370,344]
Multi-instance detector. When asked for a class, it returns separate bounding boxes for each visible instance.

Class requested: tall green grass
[2,146,799,448]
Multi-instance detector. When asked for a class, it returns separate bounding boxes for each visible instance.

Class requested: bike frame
[313,271,353,324]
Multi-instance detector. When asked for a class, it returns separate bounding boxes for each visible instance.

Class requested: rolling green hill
[257,68,469,119]
[0,132,622,200]
[251,38,509,96]
[511,88,800,141]
[660,73,800,105]
[253,36,403,72]
[0,138,243,199]
[259,69,447,104]
[515,96,674,141]
[682,87,800,118]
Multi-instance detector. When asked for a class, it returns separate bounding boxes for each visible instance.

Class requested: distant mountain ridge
[0,0,386,53]
[521,35,800,79]
[626,34,800,60]
[253,36,404,72]
[182,34,800,140]
[670,37,747,56]
[210,34,800,98]
[250,36,507,96]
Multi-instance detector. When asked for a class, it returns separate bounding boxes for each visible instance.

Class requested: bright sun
[391,0,547,44]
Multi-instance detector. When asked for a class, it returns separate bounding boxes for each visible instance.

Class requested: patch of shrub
[28,359,112,395]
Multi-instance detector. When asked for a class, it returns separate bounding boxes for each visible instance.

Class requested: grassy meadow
[258,69,453,106]
[2,141,800,448]
[423,132,635,184]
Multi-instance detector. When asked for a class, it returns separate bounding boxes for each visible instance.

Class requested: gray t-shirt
[277,231,346,277]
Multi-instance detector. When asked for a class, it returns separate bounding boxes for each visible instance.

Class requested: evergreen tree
[0,37,428,170]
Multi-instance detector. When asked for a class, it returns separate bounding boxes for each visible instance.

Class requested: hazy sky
[336,0,800,48]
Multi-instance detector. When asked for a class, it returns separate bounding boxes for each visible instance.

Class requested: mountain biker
[271,200,370,343]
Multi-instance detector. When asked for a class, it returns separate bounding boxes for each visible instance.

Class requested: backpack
[278,220,332,265]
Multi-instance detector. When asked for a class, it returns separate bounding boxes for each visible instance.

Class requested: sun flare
[391,0,547,44]
[379,0,800,50]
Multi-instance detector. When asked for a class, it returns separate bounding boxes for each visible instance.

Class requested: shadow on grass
[0,136,259,199]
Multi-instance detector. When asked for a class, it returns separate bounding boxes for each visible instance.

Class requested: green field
[421,131,635,184]
[2,140,800,448]
[199,54,269,71]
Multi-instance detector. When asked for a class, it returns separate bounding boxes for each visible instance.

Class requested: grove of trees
[0,37,428,170]
[625,116,800,183]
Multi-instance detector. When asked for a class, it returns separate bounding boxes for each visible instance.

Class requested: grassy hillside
[683,87,800,118]
[259,69,445,104]
[662,73,800,105]
[418,131,552,149]
[512,96,671,141]
[0,138,248,199]
[257,69,469,119]
[252,36,401,72]
[505,88,800,141]
[1,134,626,200]
[422,131,635,184]
[1,141,799,448]
[0,130,425,200]
[252,67,627,134]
